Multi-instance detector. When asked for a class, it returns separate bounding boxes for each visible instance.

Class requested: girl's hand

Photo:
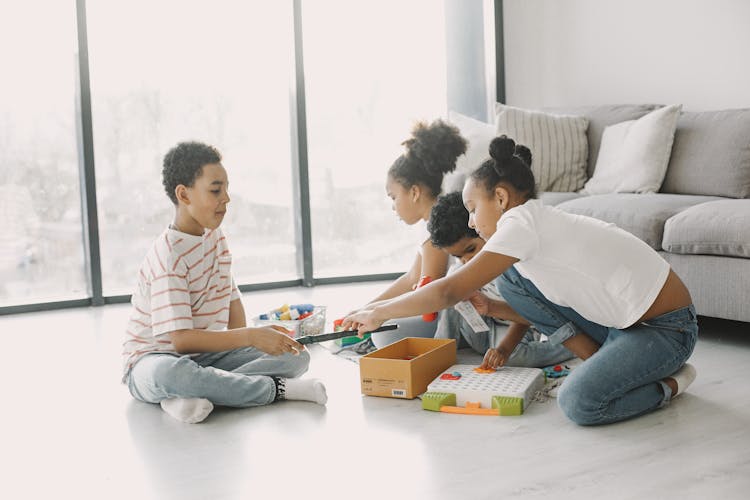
[480,346,510,370]
[247,326,304,356]
[342,309,385,337]
[468,291,491,317]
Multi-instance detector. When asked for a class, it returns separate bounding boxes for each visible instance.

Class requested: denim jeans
[497,266,698,425]
[371,315,439,349]
[435,307,573,368]
[126,347,310,408]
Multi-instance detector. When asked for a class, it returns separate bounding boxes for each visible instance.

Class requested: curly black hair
[388,119,467,198]
[469,135,537,199]
[162,141,223,205]
[428,191,479,248]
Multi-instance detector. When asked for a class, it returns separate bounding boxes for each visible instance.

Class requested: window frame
[0,0,501,315]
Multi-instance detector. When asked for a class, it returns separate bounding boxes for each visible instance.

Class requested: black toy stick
[296,324,398,345]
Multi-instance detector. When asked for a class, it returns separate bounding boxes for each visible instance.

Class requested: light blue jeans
[126,348,310,407]
[435,306,573,367]
[497,266,698,425]
[371,315,438,349]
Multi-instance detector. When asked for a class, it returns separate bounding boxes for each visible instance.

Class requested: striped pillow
[495,103,589,192]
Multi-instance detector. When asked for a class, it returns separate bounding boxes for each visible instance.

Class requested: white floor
[1,282,749,500]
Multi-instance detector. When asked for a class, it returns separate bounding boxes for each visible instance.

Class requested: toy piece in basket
[255,304,326,338]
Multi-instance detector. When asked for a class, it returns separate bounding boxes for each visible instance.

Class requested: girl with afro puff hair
[350,119,467,348]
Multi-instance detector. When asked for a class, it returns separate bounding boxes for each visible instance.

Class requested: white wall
[503,0,750,111]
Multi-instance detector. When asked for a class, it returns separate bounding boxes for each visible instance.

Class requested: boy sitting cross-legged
[428,191,573,369]
[122,141,326,424]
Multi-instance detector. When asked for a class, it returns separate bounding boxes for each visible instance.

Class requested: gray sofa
[538,105,750,323]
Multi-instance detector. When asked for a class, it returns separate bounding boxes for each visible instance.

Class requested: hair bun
[514,144,532,167]
[405,119,467,176]
[489,135,516,161]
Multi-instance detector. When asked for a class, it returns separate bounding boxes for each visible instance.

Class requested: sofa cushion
[449,111,496,174]
[539,191,585,206]
[663,199,750,258]
[661,108,750,198]
[556,193,723,249]
[581,104,681,194]
[443,111,497,192]
[495,103,589,192]
[543,104,662,177]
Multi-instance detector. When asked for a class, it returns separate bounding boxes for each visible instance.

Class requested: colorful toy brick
[492,395,524,416]
[417,276,438,322]
[422,364,544,416]
[422,392,457,412]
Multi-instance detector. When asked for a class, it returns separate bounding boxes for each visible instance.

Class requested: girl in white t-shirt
[345,136,698,425]
[351,120,468,347]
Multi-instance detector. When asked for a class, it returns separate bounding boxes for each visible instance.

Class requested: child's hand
[248,326,304,356]
[480,346,510,370]
[342,309,385,338]
[468,291,491,317]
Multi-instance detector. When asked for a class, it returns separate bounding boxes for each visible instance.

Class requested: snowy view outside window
[87,1,299,295]
[0,2,87,305]
[0,0,454,306]
[304,0,447,277]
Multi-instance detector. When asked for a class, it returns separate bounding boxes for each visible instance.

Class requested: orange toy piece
[473,367,495,374]
[417,276,438,322]
[440,404,500,416]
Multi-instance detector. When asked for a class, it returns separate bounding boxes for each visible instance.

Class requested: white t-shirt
[481,199,669,329]
[415,219,430,256]
[122,226,241,379]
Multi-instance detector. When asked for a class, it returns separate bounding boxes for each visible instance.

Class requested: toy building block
[492,395,524,416]
[473,367,495,374]
[439,401,501,416]
[421,392,457,412]
[424,364,544,416]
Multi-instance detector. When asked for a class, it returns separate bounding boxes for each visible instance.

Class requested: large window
[0,2,87,306]
[304,0,448,277]
[87,0,299,296]
[0,0,495,312]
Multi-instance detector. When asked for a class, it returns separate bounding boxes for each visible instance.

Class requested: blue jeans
[126,348,310,408]
[497,267,698,425]
[435,307,573,368]
[371,315,438,349]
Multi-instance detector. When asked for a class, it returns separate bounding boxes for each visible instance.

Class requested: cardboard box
[359,337,456,399]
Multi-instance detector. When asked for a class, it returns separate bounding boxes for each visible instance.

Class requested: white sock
[160,397,214,423]
[669,363,697,398]
[281,378,328,405]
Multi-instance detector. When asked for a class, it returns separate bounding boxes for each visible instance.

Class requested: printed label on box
[362,377,407,396]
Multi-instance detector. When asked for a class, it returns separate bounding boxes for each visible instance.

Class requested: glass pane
[87,0,298,296]
[0,1,87,307]
[304,0,448,277]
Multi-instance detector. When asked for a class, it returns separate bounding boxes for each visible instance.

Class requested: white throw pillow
[582,104,682,194]
[447,111,496,173]
[495,103,589,192]
[443,111,497,192]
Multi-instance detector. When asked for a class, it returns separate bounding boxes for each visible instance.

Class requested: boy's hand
[468,291,491,317]
[248,326,304,356]
[480,346,510,370]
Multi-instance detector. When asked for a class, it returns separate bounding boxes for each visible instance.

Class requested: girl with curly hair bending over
[345,135,697,425]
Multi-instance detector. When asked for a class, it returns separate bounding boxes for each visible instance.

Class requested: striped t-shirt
[122,226,241,379]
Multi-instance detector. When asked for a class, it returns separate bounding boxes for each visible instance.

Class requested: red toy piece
[417,276,438,322]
